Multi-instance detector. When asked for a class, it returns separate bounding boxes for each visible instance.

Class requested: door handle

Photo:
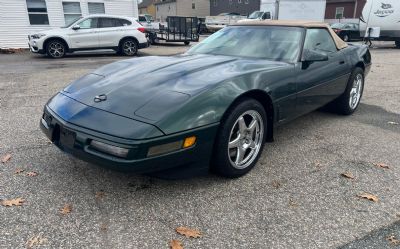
[339,61,345,64]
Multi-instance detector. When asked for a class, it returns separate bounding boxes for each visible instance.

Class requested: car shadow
[338,220,400,249]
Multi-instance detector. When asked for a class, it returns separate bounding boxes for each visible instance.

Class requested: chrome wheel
[48,41,65,58]
[122,40,137,55]
[228,110,264,169]
[349,73,363,109]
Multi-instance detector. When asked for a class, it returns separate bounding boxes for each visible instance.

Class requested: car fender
[155,77,276,135]
[43,35,71,50]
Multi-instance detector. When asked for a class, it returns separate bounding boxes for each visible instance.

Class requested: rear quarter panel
[342,44,372,75]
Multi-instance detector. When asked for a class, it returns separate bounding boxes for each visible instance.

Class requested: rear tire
[331,67,364,115]
[184,41,190,46]
[119,38,138,56]
[395,41,400,49]
[46,39,66,58]
[212,98,267,178]
[343,34,350,42]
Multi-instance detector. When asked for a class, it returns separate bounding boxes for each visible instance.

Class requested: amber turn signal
[183,136,197,148]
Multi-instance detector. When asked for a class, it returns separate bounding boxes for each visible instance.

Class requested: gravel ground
[0,41,399,249]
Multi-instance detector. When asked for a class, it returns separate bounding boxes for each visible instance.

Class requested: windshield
[63,16,83,28]
[187,26,304,62]
[248,11,264,19]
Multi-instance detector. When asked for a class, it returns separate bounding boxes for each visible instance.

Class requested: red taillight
[334,29,341,33]
[137,27,146,33]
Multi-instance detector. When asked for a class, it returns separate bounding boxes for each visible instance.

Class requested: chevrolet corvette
[40,20,371,178]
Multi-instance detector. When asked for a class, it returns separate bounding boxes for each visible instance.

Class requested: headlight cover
[90,140,129,158]
[31,33,46,39]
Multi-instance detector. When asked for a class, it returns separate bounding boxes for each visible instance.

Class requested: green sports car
[40,21,371,178]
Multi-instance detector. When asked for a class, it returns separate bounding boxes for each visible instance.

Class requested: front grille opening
[52,124,60,143]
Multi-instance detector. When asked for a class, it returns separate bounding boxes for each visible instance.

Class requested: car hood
[62,54,289,124]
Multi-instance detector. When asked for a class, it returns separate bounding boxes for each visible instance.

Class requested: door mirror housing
[72,25,80,30]
[302,49,329,62]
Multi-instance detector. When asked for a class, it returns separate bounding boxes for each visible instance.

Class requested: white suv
[28,14,148,58]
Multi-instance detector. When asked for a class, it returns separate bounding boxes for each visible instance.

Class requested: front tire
[212,98,267,178]
[332,67,364,115]
[119,38,138,56]
[395,40,400,49]
[343,34,350,42]
[46,39,66,58]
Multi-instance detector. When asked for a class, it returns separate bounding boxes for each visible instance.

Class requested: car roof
[233,20,348,50]
[84,14,134,20]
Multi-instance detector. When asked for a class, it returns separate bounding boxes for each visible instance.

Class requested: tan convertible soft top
[233,20,348,50]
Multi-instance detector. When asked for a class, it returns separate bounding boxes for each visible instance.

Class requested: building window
[244,0,249,4]
[88,2,105,14]
[62,2,81,26]
[26,0,49,25]
[335,7,344,19]
[229,0,233,5]
[192,3,195,9]
[213,0,217,6]
[238,0,242,3]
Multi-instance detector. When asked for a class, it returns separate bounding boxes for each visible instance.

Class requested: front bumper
[28,37,45,54]
[40,106,218,174]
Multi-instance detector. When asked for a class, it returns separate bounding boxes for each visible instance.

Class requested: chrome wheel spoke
[235,146,246,165]
[238,117,247,134]
[248,119,257,135]
[228,136,240,149]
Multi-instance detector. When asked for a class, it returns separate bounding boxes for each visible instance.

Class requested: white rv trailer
[360,0,400,48]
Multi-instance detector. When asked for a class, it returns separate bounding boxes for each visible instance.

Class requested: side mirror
[302,49,329,62]
[72,25,80,30]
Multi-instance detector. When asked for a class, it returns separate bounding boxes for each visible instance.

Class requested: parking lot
[0,41,400,249]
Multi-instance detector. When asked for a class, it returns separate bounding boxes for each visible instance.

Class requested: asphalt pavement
[0,41,399,249]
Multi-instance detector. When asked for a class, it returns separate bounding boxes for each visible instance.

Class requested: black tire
[184,41,190,46]
[119,38,138,56]
[211,98,267,178]
[331,67,364,115]
[343,34,350,42]
[46,39,66,58]
[395,41,400,49]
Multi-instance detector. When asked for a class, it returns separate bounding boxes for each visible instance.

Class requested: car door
[295,28,350,115]
[68,17,99,49]
[97,18,127,48]
[351,24,360,40]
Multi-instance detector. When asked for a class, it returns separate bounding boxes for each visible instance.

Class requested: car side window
[138,16,146,22]
[303,28,337,53]
[262,12,271,20]
[78,18,98,29]
[116,18,131,27]
[99,18,115,28]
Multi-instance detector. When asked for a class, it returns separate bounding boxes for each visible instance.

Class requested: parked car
[331,22,361,42]
[28,14,148,58]
[40,20,371,178]
[240,11,272,22]
[138,14,154,23]
[205,13,246,32]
